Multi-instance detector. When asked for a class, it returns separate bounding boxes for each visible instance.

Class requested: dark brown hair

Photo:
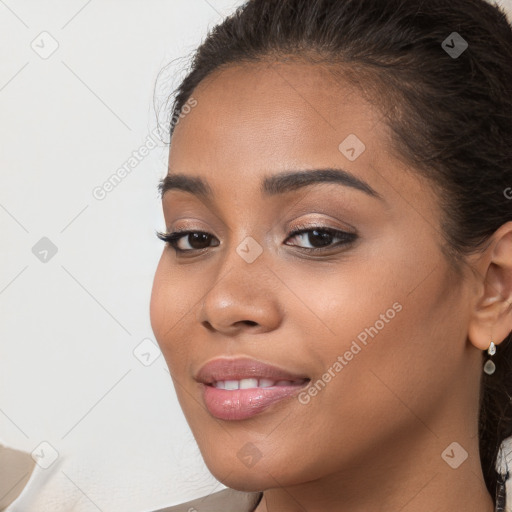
[161,0,512,504]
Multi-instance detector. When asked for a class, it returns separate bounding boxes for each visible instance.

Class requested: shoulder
[0,443,36,509]
[150,487,263,512]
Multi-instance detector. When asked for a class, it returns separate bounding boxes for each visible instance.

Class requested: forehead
[169,60,387,170]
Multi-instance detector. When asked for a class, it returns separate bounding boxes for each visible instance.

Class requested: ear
[467,221,512,351]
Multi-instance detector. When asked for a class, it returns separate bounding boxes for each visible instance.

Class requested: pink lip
[195,357,310,421]
[201,382,309,420]
[195,356,309,384]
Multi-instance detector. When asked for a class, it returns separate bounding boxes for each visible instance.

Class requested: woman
[149,0,512,510]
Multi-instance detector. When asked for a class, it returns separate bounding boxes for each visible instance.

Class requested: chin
[201,452,299,492]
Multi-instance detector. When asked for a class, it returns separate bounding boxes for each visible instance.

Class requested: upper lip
[195,357,310,385]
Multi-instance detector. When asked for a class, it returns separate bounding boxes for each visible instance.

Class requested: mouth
[195,356,311,421]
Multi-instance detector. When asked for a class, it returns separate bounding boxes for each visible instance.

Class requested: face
[150,61,481,491]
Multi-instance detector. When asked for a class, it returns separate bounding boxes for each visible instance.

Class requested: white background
[1,1,511,511]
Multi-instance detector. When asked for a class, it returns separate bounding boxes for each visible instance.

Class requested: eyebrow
[158,168,383,201]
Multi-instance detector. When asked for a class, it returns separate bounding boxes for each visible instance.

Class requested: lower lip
[201,381,309,421]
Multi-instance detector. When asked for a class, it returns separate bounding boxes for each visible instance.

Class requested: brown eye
[285,227,357,252]
[156,230,219,253]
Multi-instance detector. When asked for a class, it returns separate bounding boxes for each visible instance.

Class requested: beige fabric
[152,488,263,512]
[0,444,36,511]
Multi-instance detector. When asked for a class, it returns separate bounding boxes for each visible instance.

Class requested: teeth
[212,378,299,389]
[224,380,239,390]
[239,378,259,389]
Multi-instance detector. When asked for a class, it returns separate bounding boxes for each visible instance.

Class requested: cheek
[149,255,168,342]
[149,255,186,363]
[317,260,458,429]
[149,254,209,378]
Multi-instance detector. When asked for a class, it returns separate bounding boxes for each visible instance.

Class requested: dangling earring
[483,339,497,375]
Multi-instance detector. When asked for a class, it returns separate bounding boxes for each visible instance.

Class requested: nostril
[201,320,259,332]
[202,321,215,332]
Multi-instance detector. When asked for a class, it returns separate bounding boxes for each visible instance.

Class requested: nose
[198,251,283,336]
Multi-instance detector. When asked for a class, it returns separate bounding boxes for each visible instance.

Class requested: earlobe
[467,221,512,352]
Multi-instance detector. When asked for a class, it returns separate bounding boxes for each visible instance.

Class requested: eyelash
[156,225,357,254]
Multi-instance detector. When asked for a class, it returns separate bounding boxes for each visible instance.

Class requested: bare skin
[150,60,512,512]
